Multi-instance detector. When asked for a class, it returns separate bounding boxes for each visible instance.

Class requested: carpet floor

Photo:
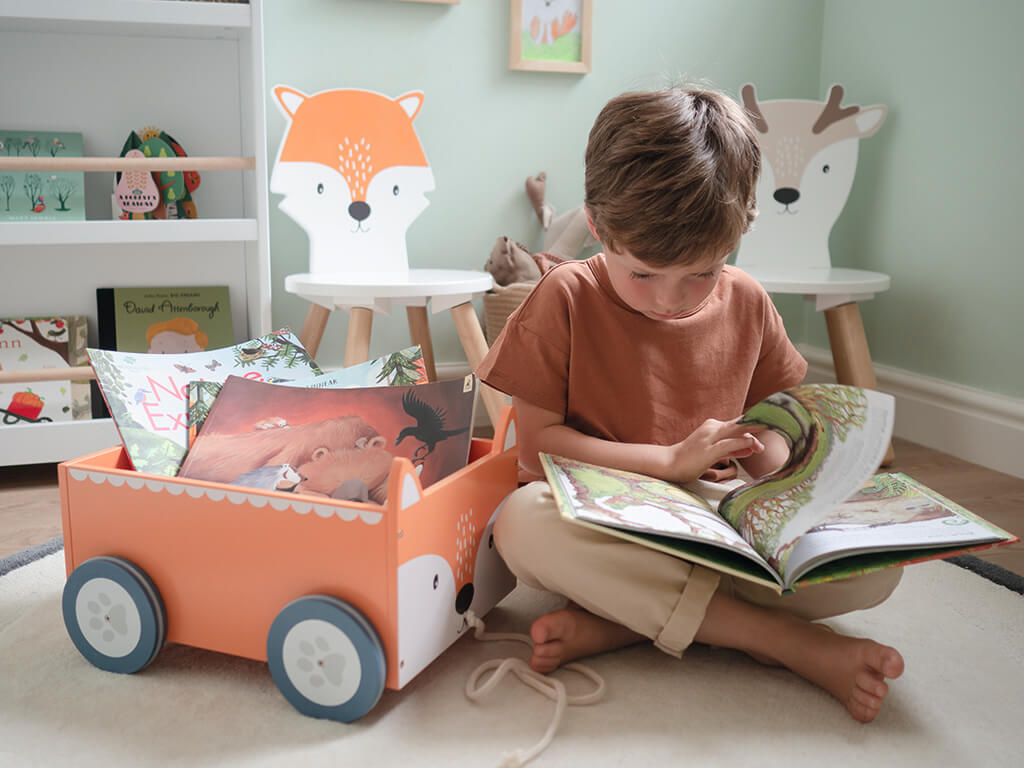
[0,546,1021,767]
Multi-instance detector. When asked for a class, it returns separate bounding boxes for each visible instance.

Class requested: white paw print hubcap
[282,619,361,706]
[74,577,142,658]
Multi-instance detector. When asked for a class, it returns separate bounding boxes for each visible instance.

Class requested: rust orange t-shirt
[476,255,807,446]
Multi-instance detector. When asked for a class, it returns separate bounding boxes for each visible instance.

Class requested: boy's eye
[629,272,654,280]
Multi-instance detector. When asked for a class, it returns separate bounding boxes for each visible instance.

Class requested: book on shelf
[96,285,234,354]
[186,344,427,444]
[88,329,322,477]
[0,129,85,222]
[0,316,91,427]
[540,384,1017,594]
[177,372,478,504]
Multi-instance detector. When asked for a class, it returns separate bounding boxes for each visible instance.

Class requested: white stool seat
[739,267,890,311]
[285,269,494,314]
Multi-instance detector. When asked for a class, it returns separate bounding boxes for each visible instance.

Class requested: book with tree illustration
[88,329,322,476]
[177,372,478,503]
[0,316,91,426]
[0,130,85,221]
[540,384,1017,594]
[185,344,427,444]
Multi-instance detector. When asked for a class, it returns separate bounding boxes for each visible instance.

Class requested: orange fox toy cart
[57,407,520,722]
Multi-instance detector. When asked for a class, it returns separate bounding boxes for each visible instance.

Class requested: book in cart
[540,384,1017,594]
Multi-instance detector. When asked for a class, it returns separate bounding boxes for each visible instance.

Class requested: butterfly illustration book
[542,384,1017,593]
[88,329,322,476]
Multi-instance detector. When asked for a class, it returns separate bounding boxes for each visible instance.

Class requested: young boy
[475,86,904,724]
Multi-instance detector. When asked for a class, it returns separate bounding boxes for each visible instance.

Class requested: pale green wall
[816,0,1024,399]
[264,0,823,368]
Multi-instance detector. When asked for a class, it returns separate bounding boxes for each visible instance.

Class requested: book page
[781,473,1013,586]
[541,454,778,581]
[718,385,894,574]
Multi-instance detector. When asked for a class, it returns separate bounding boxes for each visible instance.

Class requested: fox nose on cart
[455,582,475,615]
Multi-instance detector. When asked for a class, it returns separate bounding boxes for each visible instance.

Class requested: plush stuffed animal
[485,236,541,286]
[524,171,598,261]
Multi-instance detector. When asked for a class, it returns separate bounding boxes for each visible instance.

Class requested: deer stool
[737,83,894,464]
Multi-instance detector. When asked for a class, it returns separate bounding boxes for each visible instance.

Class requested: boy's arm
[515,397,767,484]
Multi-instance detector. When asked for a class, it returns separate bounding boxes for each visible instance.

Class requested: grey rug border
[0,535,63,578]
[1,537,1020,595]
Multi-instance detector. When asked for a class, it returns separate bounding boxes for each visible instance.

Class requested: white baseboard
[800,345,1024,480]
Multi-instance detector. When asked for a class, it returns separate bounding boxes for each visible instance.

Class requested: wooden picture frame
[509,0,592,74]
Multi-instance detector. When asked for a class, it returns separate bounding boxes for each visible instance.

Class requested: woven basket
[483,282,535,346]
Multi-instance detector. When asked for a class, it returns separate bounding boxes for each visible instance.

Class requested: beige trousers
[494,482,902,657]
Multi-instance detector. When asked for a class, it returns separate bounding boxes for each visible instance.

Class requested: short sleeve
[474,270,574,415]
[744,293,808,408]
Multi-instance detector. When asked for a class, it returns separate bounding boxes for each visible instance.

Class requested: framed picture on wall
[509,0,592,74]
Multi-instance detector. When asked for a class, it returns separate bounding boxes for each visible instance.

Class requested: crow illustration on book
[395,390,469,467]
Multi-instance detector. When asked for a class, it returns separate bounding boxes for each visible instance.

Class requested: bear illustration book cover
[0,316,91,427]
[88,329,322,477]
[177,373,477,504]
[185,344,427,445]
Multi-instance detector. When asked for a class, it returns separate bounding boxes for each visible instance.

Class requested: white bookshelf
[0,0,270,466]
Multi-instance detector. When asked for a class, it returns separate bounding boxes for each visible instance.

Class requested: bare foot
[528,605,645,673]
[768,615,904,723]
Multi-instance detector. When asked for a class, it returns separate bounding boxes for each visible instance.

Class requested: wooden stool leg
[406,306,438,382]
[298,304,331,359]
[344,307,373,367]
[824,302,895,466]
[450,301,507,428]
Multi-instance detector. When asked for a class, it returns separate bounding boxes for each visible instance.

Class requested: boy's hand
[664,418,765,484]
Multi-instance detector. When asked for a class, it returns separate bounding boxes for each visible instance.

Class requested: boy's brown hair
[584,86,761,267]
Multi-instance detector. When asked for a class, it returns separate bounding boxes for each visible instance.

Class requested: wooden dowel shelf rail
[0,156,254,172]
[0,367,96,384]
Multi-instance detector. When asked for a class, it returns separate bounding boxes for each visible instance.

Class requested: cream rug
[1,548,1021,767]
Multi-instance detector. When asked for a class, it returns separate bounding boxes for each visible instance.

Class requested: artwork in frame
[509,0,592,74]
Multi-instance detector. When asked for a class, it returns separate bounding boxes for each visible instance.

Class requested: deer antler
[812,85,860,134]
[740,84,768,133]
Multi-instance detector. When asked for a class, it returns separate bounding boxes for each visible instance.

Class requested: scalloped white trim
[67,468,383,525]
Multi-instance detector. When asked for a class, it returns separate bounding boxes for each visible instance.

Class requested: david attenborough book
[88,329,322,476]
[177,372,477,504]
[0,316,91,426]
[96,285,234,353]
[185,344,427,444]
[541,384,1017,594]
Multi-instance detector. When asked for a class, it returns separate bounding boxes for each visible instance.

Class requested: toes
[856,670,889,699]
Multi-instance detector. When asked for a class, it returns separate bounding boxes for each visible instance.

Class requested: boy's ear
[584,206,600,242]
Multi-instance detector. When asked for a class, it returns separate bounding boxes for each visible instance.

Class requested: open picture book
[541,384,1017,593]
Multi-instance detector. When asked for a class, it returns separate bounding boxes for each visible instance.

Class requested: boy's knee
[493,482,546,555]
[493,481,557,585]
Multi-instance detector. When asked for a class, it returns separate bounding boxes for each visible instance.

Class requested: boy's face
[603,245,728,320]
